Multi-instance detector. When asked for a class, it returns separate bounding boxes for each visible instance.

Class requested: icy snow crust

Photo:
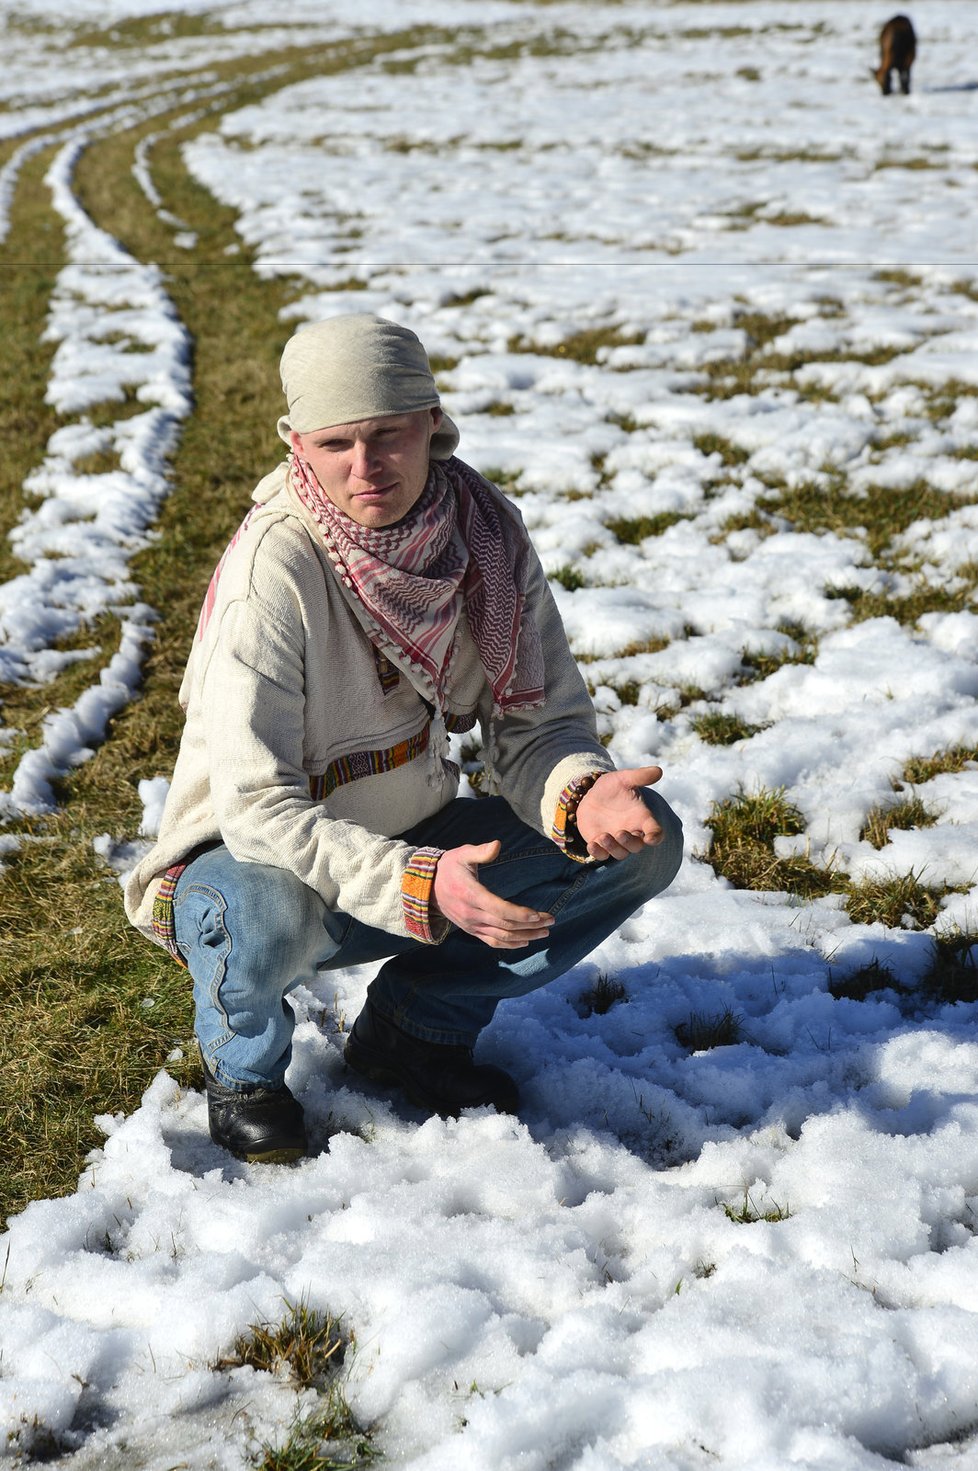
[2,1,978,1467]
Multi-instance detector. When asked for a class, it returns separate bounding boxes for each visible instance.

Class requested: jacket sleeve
[484,545,615,838]
[199,592,438,940]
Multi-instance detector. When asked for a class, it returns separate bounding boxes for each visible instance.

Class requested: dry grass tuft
[218,1299,347,1389]
[578,973,627,1016]
[219,1299,376,1469]
[860,795,939,850]
[720,1190,790,1224]
[901,746,978,785]
[829,958,903,1002]
[921,932,978,1005]
[675,1008,745,1051]
[691,710,766,745]
[844,871,945,931]
[606,511,686,543]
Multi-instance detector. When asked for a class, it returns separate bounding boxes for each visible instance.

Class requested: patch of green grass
[860,795,940,850]
[675,1008,745,1051]
[735,147,843,164]
[574,636,673,666]
[69,448,125,476]
[712,507,778,543]
[427,353,460,376]
[507,325,644,365]
[691,304,908,402]
[952,278,978,305]
[0,148,64,588]
[764,210,824,227]
[722,201,766,228]
[441,287,490,307]
[606,410,640,433]
[764,339,905,370]
[692,432,750,467]
[706,787,803,851]
[258,1402,377,1471]
[871,430,916,454]
[678,24,754,39]
[901,746,978,785]
[757,477,970,561]
[826,580,976,626]
[732,310,800,351]
[606,512,686,543]
[720,1190,791,1224]
[874,156,941,172]
[478,466,523,496]
[737,623,817,684]
[549,564,587,592]
[690,710,766,745]
[609,679,642,707]
[704,787,841,898]
[844,871,945,931]
[67,10,230,46]
[920,380,978,424]
[649,680,707,721]
[876,269,923,291]
[620,636,674,658]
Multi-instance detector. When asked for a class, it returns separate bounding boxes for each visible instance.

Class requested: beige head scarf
[277,313,460,460]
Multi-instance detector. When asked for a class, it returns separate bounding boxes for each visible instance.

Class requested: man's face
[290,407,441,529]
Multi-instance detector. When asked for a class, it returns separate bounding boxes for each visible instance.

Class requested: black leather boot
[344,998,519,1116]
[201,1054,307,1163]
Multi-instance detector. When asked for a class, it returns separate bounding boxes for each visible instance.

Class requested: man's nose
[351,439,380,479]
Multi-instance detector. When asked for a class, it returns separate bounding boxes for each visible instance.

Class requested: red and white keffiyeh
[290,452,544,715]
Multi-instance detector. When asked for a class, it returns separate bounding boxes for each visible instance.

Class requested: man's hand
[433,840,554,949]
[575,765,665,861]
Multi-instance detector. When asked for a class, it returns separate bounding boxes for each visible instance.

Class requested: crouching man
[125,313,683,1162]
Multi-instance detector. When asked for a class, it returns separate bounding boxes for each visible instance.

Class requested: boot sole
[208,1125,307,1164]
[241,1145,306,1165]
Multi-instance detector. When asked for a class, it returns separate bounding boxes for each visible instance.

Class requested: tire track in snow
[0,132,192,818]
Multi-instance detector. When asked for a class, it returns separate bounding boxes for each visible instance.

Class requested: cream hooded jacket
[124,459,614,948]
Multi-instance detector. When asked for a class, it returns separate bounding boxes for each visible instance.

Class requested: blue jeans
[173,793,683,1089]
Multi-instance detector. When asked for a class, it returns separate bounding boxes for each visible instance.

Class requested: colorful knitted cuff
[401,846,450,943]
[151,862,190,969]
[551,770,605,862]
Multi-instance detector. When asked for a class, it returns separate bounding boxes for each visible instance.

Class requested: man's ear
[289,429,304,456]
[431,407,443,429]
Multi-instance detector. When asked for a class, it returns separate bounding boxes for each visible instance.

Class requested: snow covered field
[1,1,978,1467]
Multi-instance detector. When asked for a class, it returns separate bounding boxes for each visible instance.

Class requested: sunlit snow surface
[2,1,978,1467]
